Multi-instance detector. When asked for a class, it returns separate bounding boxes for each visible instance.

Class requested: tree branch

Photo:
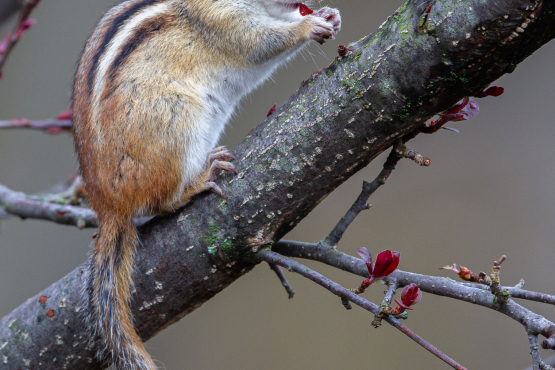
[256,250,468,370]
[273,241,555,343]
[0,0,41,78]
[267,262,295,299]
[0,183,97,228]
[1,0,554,368]
[0,117,72,133]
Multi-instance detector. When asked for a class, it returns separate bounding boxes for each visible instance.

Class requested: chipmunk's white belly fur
[181,41,309,189]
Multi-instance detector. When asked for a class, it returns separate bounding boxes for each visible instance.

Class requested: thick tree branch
[1,0,554,368]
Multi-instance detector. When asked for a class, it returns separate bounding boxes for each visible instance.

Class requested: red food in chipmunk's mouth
[279,2,314,16]
[296,3,313,16]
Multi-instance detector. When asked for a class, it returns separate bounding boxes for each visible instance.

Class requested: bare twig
[28,175,86,206]
[322,140,430,248]
[0,183,96,228]
[256,250,468,370]
[371,279,398,328]
[394,141,431,167]
[510,288,555,305]
[0,117,72,133]
[441,263,555,305]
[322,145,401,248]
[0,0,42,77]
[530,333,543,370]
[268,262,295,299]
[524,355,555,370]
[0,172,80,220]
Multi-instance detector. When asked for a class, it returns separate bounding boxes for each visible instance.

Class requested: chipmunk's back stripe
[92,2,171,114]
[87,0,165,91]
[105,14,170,95]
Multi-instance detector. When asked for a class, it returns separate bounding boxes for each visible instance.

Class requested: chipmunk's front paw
[314,7,341,33]
[310,7,341,44]
[209,146,235,164]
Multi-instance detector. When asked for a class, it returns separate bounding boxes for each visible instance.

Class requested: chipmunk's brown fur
[72,0,340,368]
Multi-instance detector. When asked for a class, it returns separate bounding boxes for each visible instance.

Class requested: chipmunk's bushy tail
[84,217,157,370]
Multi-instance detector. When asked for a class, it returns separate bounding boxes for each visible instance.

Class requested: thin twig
[0,117,72,133]
[371,279,399,328]
[0,180,153,227]
[322,141,430,248]
[515,279,526,289]
[256,250,468,370]
[273,240,555,342]
[322,146,402,247]
[529,333,543,370]
[0,183,96,228]
[0,0,42,77]
[268,262,295,299]
[28,175,86,206]
[524,355,555,370]
[0,172,80,220]
[441,264,555,305]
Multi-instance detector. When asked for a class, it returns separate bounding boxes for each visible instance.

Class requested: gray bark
[1,0,554,368]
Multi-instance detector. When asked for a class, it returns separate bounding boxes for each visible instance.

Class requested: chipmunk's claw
[209,146,235,163]
[201,181,227,200]
[204,146,237,198]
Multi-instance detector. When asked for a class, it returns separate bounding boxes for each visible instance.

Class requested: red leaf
[393,298,413,311]
[266,104,276,117]
[356,247,373,275]
[477,86,504,98]
[16,19,36,40]
[298,3,313,16]
[56,108,72,120]
[372,250,400,279]
[400,283,422,307]
[447,97,469,115]
[423,98,480,133]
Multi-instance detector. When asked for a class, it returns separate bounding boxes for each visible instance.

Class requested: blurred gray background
[1,1,554,369]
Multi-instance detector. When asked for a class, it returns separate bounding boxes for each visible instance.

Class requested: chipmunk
[72,0,340,369]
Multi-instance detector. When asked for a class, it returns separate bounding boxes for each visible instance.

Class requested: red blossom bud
[56,108,73,120]
[476,86,504,98]
[457,266,475,281]
[392,283,422,314]
[423,97,479,133]
[440,263,478,282]
[16,19,36,40]
[356,247,400,285]
[266,104,276,117]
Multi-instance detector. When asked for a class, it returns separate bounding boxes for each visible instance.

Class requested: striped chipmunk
[72,0,340,369]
